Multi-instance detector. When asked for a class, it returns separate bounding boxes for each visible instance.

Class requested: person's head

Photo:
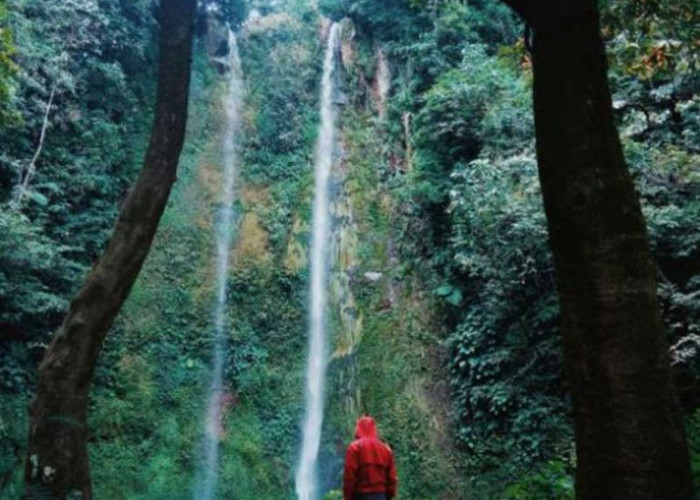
[354,415,378,439]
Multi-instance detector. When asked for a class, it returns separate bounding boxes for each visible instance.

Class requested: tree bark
[499,1,693,498]
[23,1,196,498]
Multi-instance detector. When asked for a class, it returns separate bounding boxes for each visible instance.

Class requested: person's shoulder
[348,438,363,451]
[378,439,394,453]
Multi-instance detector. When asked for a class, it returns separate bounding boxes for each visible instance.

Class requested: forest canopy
[0,0,698,499]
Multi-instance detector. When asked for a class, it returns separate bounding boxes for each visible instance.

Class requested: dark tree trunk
[23,1,196,498]
[499,1,692,499]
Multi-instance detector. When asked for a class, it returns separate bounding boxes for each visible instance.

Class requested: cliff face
[82,6,465,500]
[322,31,465,500]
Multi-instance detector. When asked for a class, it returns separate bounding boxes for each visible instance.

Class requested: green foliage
[0,0,158,395]
[0,0,18,126]
[84,15,314,500]
[413,44,532,208]
[0,394,27,497]
[397,34,570,480]
[320,0,425,39]
[316,103,468,499]
[1,1,698,500]
[602,0,700,81]
[237,8,320,267]
[241,12,318,181]
[503,460,574,500]
[686,410,700,487]
[0,208,80,391]
[0,1,161,494]
[0,0,157,232]
[373,0,699,495]
[323,489,342,500]
[219,0,249,28]
[447,156,568,470]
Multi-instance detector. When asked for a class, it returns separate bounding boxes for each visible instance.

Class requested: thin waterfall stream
[193,29,243,500]
[296,22,342,500]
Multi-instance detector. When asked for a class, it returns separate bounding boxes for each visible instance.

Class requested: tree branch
[12,80,58,209]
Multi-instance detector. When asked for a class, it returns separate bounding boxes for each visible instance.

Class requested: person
[343,416,398,500]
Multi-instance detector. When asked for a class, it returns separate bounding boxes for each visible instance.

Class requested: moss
[2,9,462,500]
[235,212,271,265]
[321,96,467,499]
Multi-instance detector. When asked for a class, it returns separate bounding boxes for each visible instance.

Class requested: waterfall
[296,22,342,500]
[193,30,243,500]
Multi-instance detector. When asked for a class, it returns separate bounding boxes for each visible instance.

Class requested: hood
[354,416,378,439]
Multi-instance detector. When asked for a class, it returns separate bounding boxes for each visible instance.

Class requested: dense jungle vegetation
[0,0,698,499]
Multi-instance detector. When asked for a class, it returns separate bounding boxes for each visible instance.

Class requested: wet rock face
[204,10,233,74]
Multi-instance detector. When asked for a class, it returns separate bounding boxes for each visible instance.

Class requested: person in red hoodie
[343,416,398,500]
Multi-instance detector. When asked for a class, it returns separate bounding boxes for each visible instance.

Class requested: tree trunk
[499,1,693,498]
[23,1,196,498]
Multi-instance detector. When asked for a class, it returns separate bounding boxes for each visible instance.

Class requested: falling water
[295,22,342,500]
[193,30,243,500]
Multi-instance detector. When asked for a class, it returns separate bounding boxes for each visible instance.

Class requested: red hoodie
[343,417,398,500]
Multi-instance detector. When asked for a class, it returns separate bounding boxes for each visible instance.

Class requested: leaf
[28,190,48,206]
[446,288,463,306]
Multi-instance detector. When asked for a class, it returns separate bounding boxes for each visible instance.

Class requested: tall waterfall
[193,30,243,500]
[296,22,342,500]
